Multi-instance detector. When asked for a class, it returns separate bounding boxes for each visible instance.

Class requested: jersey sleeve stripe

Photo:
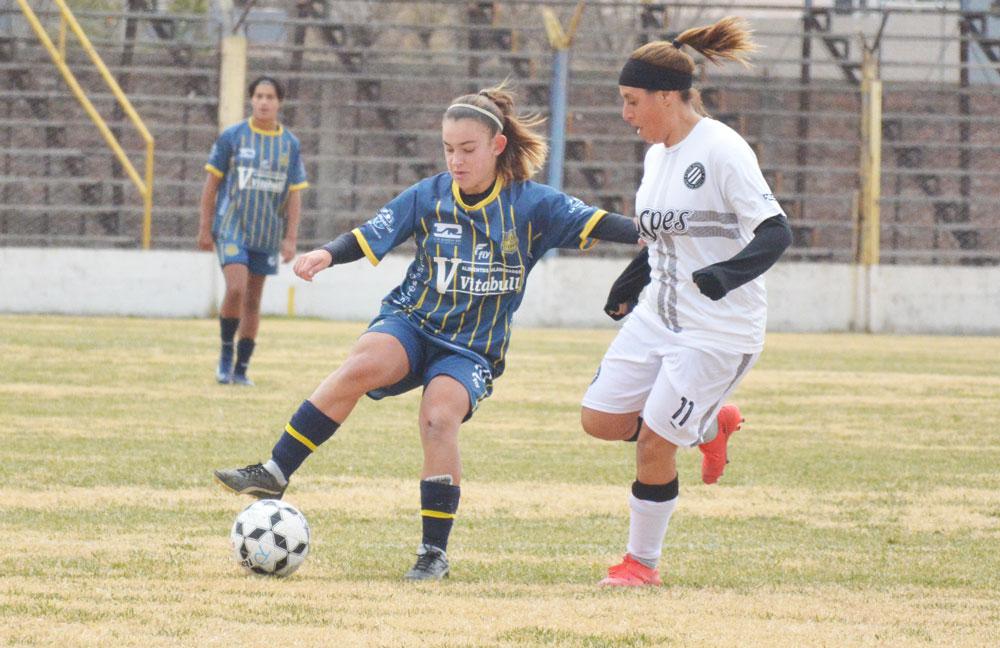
[578,209,607,249]
[352,228,379,266]
[204,164,225,178]
[288,181,310,192]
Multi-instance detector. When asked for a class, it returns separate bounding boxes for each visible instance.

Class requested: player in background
[580,17,792,586]
[197,76,308,386]
[214,84,640,580]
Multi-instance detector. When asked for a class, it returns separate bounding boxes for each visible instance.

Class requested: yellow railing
[16,0,155,249]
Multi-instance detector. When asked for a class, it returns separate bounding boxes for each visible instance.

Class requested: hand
[604,302,634,321]
[293,249,333,282]
[197,230,214,252]
[280,237,297,263]
[692,268,727,301]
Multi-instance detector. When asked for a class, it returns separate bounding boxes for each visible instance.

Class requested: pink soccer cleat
[698,404,744,484]
[598,554,663,587]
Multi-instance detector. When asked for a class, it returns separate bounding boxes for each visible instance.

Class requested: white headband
[447,102,504,131]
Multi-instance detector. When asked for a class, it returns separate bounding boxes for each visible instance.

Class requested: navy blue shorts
[216,237,278,276]
[365,313,493,421]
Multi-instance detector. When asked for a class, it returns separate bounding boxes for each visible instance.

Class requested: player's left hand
[692,267,728,301]
[280,238,297,263]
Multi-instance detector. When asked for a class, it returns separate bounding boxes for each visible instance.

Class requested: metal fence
[1,0,998,265]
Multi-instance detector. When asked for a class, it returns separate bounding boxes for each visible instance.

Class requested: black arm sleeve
[691,214,792,301]
[604,247,651,321]
[589,213,638,244]
[320,232,365,267]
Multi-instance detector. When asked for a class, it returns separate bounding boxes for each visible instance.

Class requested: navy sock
[219,318,238,366]
[271,400,340,478]
[420,480,461,552]
[235,338,255,376]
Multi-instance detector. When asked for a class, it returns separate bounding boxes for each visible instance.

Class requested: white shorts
[582,311,759,447]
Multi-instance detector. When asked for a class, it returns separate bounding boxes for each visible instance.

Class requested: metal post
[541,1,585,193]
[547,48,568,191]
[858,46,882,267]
[218,34,247,132]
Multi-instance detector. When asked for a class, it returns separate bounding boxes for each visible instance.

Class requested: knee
[243,294,262,314]
[420,406,462,444]
[581,408,634,441]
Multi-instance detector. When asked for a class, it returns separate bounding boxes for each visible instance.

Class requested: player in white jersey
[580,17,792,586]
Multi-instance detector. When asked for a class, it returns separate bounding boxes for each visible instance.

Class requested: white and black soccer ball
[230,499,310,577]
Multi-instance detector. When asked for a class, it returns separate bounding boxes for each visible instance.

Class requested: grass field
[1,314,998,647]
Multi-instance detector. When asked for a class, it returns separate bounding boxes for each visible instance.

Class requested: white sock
[700,419,720,444]
[263,459,288,486]
[626,493,677,569]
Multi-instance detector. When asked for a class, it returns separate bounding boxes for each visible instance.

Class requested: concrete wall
[1,248,997,334]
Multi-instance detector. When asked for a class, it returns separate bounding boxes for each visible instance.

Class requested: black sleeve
[691,214,792,301]
[604,247,651,321]
[320,232,365,266]
[589,213,638,244]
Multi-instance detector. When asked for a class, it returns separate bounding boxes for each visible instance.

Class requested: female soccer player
[214,85,639,580]
[580,17,792,586]
[198,76,308,386]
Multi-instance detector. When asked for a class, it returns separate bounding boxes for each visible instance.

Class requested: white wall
[1,247,998,334]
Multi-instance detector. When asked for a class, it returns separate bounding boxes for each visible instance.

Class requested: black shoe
[214,463,286,498]
[404,544,450,581]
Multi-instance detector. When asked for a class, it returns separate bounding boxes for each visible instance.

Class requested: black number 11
[672,396,694,427]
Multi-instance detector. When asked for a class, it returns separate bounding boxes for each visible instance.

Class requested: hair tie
[672,39,683,49]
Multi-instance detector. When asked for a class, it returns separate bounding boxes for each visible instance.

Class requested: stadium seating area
[1,1,998,264]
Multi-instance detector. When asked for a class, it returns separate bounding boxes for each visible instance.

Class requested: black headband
[618,58,693,91]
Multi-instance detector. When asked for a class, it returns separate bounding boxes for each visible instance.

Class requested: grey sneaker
[214,463,286,499]
[404,544,449,581]
[231,373,255,387]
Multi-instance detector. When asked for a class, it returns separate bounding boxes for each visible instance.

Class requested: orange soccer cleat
[698,404,744,485]
[598,554,663,587]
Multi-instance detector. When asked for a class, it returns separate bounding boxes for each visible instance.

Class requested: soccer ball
[230,499,310,577]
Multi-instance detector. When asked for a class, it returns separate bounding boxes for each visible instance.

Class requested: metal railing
[13,0,154,248]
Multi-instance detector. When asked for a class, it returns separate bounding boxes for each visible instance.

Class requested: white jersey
[633,117,783,354]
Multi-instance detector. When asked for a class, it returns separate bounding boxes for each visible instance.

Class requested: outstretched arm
[588,213,639,244]
[691,214,792,301]
[293,232,366,282]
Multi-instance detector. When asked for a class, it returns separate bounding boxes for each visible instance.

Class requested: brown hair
[445,83,548,184]
[629,16,756,115]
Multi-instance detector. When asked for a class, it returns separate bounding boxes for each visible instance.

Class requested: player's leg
[599,423,677,587]
[213,329,412,498]
[216,258,249,383]
[600,346,758,586]
[581,313,659,441]
[405,354,491,581]
[231,271,266,385]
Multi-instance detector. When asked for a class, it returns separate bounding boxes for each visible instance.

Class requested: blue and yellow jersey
[205,118,308,253]
[354,173,607,376]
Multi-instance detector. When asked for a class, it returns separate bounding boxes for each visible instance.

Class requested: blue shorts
[216,238,279,276]
[365,313,493,421]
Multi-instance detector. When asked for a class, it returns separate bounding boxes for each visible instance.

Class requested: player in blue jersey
[214,84,639,580]
[197,76,309,386]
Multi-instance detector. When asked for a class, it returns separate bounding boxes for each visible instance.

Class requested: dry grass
[1,315,998,647]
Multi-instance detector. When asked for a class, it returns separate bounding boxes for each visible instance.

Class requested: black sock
[219,318,238,365]
[420,480,461,552]
[631,477,679,502]
[235,338,255,377]
[271,400,340,478]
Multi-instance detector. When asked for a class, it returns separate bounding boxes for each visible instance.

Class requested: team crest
[683,162,706,189]
[501,228,518,255]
